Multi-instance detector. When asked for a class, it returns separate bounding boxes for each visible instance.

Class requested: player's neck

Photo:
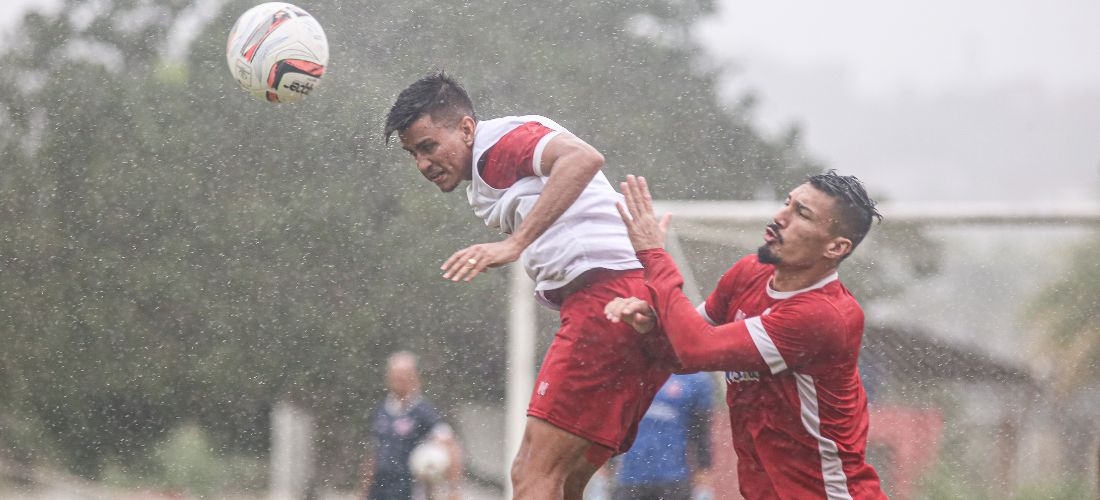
[770,264,837,293]
[388,391,419,409]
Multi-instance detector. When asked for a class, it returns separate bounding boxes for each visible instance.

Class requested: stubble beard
[757,243,781,265]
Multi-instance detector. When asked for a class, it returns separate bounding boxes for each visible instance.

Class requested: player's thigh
[529,274,669,452]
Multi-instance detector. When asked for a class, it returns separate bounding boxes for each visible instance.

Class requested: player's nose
[415,155,432,173]
[772,206,789,226]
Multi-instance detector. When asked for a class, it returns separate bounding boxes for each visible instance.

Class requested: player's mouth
[763,223,783,244]
[424,168,446,183]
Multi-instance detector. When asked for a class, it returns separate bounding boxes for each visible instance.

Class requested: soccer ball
[226,2,329,103]
[408,441,450,484]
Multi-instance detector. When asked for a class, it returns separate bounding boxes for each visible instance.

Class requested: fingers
[658,213,673,232]
[622,175,645,219]
[604,297,641,323]
[604,297,628,323]
[621,175,657,222]
[604,297,648,320]
[637,176,654,205]
[615,201,633,226]
[442,247,484,282]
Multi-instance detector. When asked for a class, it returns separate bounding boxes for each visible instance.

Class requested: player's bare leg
[511,417,593,500]
[562,455,600,500]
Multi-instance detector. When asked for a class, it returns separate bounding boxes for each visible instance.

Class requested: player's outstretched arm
[442,133,604,282]
[604,297,657,333]
[617,176,770,372]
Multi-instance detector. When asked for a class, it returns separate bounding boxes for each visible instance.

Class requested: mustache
[766,223,783,243]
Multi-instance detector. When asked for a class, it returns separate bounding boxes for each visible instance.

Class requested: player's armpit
[638,249,771,373]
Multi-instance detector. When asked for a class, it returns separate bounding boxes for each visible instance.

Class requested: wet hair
[383,71,477,142]
[806,170,882,259]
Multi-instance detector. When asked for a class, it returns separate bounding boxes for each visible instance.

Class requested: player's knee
[511,451,571,489]
[510,455,526,486]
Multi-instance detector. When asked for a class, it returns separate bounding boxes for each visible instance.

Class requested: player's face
[398,115,475,193]
[758,183,844,267]
[387,360,420,399]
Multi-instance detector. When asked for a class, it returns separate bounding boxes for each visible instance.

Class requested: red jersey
[639,249,887,500]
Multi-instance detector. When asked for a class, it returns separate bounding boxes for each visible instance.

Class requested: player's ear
[458,116,476,147]
[824,237,852,261]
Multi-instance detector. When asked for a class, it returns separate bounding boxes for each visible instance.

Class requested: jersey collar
[384,393,422,415]
[766,272,839,300]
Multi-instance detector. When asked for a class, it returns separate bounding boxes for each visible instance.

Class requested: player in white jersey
[384,72,678,500]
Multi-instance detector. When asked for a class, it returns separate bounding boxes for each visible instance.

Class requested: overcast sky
[697,0,1100,202]
[4,0,1099,202]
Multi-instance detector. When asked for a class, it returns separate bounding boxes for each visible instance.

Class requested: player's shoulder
[735,254,770,272]
[783,280,863,330]
[411,398,441,419]
[479,115,568,134]
[474,116,569,158]
[722,254,771,283]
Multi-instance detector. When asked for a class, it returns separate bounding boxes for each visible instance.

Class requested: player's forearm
[507,147,603,249]
[638,249,770,372]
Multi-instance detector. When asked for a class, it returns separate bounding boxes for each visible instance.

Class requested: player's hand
[442,239,522,282]
[617,175,672,251]
[604,296,657,333]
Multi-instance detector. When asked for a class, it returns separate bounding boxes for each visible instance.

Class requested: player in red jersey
[384,73,676,500]
[605,173,889,500]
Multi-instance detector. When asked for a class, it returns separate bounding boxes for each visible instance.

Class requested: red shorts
[526,269,679,466]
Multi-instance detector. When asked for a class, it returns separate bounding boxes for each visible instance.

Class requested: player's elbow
[575,146,604,175]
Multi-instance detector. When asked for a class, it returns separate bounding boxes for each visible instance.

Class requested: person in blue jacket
[614,372,714,500]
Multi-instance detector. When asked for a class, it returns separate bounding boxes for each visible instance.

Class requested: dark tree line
[0,0,817,486]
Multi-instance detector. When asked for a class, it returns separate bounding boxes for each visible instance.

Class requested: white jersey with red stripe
[467,115,641,309]
[698,254,886,500]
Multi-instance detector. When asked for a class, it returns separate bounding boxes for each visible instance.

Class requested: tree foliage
[0,0,816,484]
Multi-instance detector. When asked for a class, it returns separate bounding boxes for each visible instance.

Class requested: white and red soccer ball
[226,2,329,103]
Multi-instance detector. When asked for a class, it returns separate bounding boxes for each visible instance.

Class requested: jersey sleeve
[478,121,560,189]
[639,249,770,373]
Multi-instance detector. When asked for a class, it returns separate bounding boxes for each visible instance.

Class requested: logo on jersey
[393,416,414,436]
[726,370,760,383]
[537,381,549,396]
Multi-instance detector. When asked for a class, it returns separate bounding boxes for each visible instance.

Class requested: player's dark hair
[806,170,882,259]
[383,71,477,142]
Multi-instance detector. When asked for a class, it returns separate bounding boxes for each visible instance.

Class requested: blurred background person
[359,351,463,500]
[613,372,714,500]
